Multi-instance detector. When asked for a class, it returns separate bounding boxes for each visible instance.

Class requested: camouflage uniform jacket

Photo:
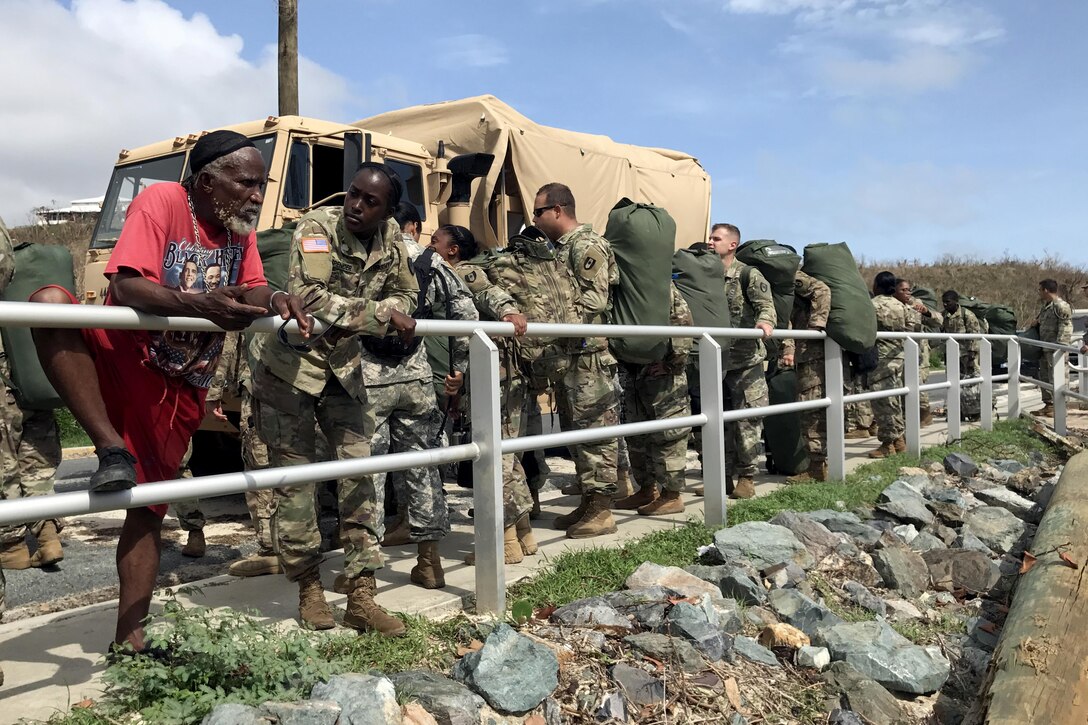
[941,306,981,356]
[1037,298,1073,345]
[413,239,478,376]
[871,294,909,370]
[554,223,618,358]
[0,217,12,296]
[207,332,243,403]
[905,296,942,365]
[664,284,694,371]
[780,270,830,364]
[251,210,417,400]
[723,257,776,371]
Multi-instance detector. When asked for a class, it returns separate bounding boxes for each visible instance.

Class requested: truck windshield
[91,153,186,248]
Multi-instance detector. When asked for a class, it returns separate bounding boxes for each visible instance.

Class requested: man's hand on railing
[756,321,773,339]
[389,309,417,343]
[196,284,272,331]
[502,313,528,336]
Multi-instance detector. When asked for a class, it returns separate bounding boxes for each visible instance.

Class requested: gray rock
[1034,481,1057,511]
[663,601,708,627]
[713,522,815,570]
[989,459,1026,475]
[626,562,721,599]
[768,589,844,638]
[963,476,995,493]
[596,691,626,722]
[260,702,341,725]
[744,605,779,628]
[966,618,1000,651]
[843,581,886,616]
[873,545,930,599]
[541,698,562,725]
[924,523,959,545]
[977,462,1013,483]
[797,645,831,670]
[710,597,743,633]
[388,671,484,725]
[910,532,948,553]
[734,636,780,667]
[683,564,731,589]
[452,623,559,714]
[804,510,883,547]
[764,561,806,589]
[623,632,706,673]
[893,524,919,544]
[769,511,845,562]
[817,621,951,694]
[944,452,979,477]
[926,500,966,527]
[662,617,729,661]
[610,663,664,706]
[876,481,935,528]
[603,587,674,630]
[827,710,866,725]
[822,662,908,725]
[976,487,1038,521]
[551,597,634,631]
[960,645,992,680]
[719,567,767,605]
[883,598,923,621]
[202,704,273,725]
[311,674,401,725]
[923,549,1000,594]
[954,526,995,555]
[925,486,970,508]
[963,506,1027,554]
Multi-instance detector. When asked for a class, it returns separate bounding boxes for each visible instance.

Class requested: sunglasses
[276,294,344,353]
[531,203,566,218]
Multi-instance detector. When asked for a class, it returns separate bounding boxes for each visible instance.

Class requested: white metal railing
[0,301,1077,613]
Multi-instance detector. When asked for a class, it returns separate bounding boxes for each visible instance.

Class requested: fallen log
[967,450,1088,724]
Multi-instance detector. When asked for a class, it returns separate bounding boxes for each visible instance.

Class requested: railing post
[946,338,961,442]
[1054,349,1068,437]
[904,338,921,456]
[1007,338,1021,420]
[469,330,504,614]
[980,338,993,431]
[698,334,727,527]
[824,337,846,482]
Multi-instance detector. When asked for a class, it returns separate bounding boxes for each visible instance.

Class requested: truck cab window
[283,141,346,209]
[92,153,186,248]
[385,159,426,223]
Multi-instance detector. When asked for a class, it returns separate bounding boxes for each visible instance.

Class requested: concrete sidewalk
[0,390,1041,722]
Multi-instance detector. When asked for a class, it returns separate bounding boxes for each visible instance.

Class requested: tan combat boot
[613,485,657,510]
[554,496,588,530]
[228,553,280,577]
[920,409,934,426]
[30,521,63,567]
[381,517,411,547]
[181,530,205,558]
[785,460,828,484]
[464,525,525,565]
[0,540,31,570]
[409,541,445,590]
[844,428,870,439]
[893,437,907,453]
[731,477,756,500]
[638,489,684,516]
[566,493,618,539]
[343,574,406,637]
[297,572,335,630]
[1036,403,1054,417]
[515,515,538,556]
[868,442,896,459]
[333,572,351,594]
[614,468,635,500]
[529,487,542,520]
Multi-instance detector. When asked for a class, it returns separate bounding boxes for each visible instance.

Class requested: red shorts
[44,286,207,518]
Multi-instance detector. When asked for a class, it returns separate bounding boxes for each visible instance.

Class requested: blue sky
[2,0,1085,263]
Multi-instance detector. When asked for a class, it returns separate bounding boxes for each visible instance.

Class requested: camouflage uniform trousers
[845,368,873,431]
[686,359,702,458]
[723,363,768,479]
[521,392,552,491]
[526,353,619,496]
[960,352,982,418]
[366,379,450,543]
[870,364,905,444]
[172,442,203,533]
[0,396,62,545]
[797,358,827,462]
[919,341,932,416]
[612,373,632,479]
[1039,350,1066,405]
[254,374,381,582]
[241,389,275,554]
[618,363,691,493]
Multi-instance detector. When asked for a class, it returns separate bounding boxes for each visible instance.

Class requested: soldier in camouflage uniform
[895,280,942,426]
[613,285,693,513]
[869,272,910,458]
[708,223,776,499]
[532,183,622,539]
[249,163,417,636]
[940,291,982,420]
[780,270,831,482]
[0,217,65,571]
[1030,279,1073,416]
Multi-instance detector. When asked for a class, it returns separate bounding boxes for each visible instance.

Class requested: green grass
[55,407,91,448]
[891,611,968,645]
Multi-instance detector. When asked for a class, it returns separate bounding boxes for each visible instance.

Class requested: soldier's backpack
[0,242,76,410]
[736,239,801,366]
[255,221,298,292]
[482,226,581,362]
[671,245,731,362]
[764,367,809,476]
[604,198,676,364]
[960,296,1017,368]
[911,286,942,314]
[801,243,877,354]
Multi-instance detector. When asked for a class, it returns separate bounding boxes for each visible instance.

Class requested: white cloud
[820,46,970,94]
[433,34,508,69]
[0,0,357,223]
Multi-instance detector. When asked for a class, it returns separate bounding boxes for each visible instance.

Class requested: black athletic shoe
[89,447,138,493]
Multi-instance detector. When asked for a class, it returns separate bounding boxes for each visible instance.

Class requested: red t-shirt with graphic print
[104,182,266,388]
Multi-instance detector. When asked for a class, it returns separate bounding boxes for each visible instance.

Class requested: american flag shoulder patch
[301,237,330,253]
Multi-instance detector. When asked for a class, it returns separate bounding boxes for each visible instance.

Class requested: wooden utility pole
[278,0,298,116]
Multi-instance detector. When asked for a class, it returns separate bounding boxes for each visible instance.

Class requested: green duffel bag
[605,198,676,364]
[1018,325,1044,364]
[672,245,731,363]
[911,286,941,314]
[960,296,1017,365]
[255,221,298,292]
[736,239,801,365]
[0,242,76,410]
[801,242,877,354]
[764,367,809,475]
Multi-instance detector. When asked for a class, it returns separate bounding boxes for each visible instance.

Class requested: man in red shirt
[29,130,309,655]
